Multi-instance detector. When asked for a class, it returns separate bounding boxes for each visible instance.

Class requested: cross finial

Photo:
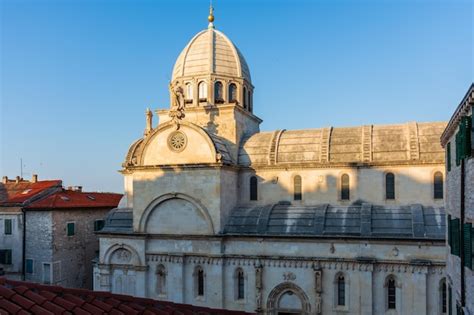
[208,1,215,28]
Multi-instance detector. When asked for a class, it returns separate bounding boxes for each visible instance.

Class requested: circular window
[168,131,187,152]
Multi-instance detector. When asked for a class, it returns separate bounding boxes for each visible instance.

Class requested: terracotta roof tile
[0,278,253,315]
[0,180,62,205]
[26,189,122,210]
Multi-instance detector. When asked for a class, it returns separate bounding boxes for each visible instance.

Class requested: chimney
[2,176,7,184]
[15,176,21,183]
[74,186,83,192]
[32,174,38,183]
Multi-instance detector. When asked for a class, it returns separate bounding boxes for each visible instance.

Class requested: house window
[26,259,34,274]
[463,223,473,269]
[156,264,166,295]
[385,173,395,200]
[4,219,12,235]
[387,277,396,309]
[198,81,207,101]
[250,176,258,201]
[94,220,105,231]
[228,83,237,103]
[434,172,443,199]
[341,174,350,200]
[43,263,51,284]
[236,268,245,300]
[195,266,205,297]
[0,249,12,264]
[66,222,75,236]
[337,275,345,306]
[185,83,193,103]
[214,81,223,103]
[441,279,447,314]
[294,175,302,201]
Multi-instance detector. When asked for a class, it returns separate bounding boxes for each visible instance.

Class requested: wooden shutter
[448,215,452,249]
[4,219,12,235]
[455,132,460,166]
[67,222,75,236]
[452,218,460,256]
[464,223,473,269]
[447,142,451,172]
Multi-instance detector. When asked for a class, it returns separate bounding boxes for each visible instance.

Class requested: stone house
[24,187,122,289]
[0,175,62,279]
[441,83,474,314]
[95,10,448,315]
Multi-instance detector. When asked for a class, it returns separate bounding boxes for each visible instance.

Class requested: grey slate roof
[223,203,445,240]
[101,208,133,233]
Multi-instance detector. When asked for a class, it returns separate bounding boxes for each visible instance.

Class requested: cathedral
[94,9,448,315]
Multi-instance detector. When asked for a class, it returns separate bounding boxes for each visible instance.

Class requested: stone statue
[144,108,153,136]
[169,81,186,126]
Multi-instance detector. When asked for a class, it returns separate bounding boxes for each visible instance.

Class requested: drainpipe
[460,159,466,307]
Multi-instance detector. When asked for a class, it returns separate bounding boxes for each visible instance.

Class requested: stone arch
[267,282,311,315]
[138,193,215,235]
[103,243,142,266]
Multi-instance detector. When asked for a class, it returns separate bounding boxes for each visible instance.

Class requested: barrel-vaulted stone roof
[239,122,446,166]
[223,203,445,240]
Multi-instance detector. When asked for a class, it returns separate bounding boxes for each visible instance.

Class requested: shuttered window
[448,215,452,248]
[447,142,451,172]
[67,222,75,236]
[94,220,105,231]
[463,223,472,269]
[4,219,12,235]
[462,116,472,158]
[0,249,12,264]
[451,218,460,256]
[434,172,444,199]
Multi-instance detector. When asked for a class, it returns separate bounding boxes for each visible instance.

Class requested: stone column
[314,267,323,315]
[134,265,148,297]
[411,265,428,315]
[97,264,111,292]
[255,263,264,314]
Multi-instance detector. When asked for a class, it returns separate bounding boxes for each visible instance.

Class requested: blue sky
[1,0,472,193]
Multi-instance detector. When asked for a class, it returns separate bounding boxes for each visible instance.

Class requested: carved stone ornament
[169,81,186,127]
[283,271,296,281]
[113,249,132,263]
[168,131,187,152]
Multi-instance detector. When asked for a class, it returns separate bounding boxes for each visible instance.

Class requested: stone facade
[95,14,448,315]
[441,84,474,314]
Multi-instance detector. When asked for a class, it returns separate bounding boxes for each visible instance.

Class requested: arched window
[434,171,443,199]
[214,81,223,103]
[341,174,350,200]
[250,176,258,201]
[387,277,396,309]
[185,83,193,103]
[236,268,245,300]
[441,279,447,314]
[337,275,345,306]
[198,82,207,102]
[386,173,395,200]
[248,91,253,112]
[228,83,237,103]
[195,266,205,297]
[243,87,248,109]
[294,175,302,201]
[156,264,166,295]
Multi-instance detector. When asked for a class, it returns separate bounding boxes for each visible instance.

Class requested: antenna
[20,158,23,178]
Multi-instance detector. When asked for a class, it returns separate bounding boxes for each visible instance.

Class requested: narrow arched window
[248,91,253,112]
[236,269,245,300]
[386,173,395,200]
[337,275,345,306]
[387,278,396,309]
[341,174,350,200]
[294,175,302,201]
[243,87,248,109]
[195,266,205,297]
[441,279,447,313]
[250,176,258,201]
[156,264,166,295]
[228,83,237,103]
[434,171,443,199]
[198,82,207,102]
[214,81,223,103]
[185,83,193,103]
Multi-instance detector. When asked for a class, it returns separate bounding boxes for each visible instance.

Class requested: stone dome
[171,26,251,83]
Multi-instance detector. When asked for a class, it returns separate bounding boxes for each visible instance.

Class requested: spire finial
[208,1,215,28]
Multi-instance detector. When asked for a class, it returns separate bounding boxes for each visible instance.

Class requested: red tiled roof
[25,190,122,210]
[0,278,253,315]
[0,180,62,206]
